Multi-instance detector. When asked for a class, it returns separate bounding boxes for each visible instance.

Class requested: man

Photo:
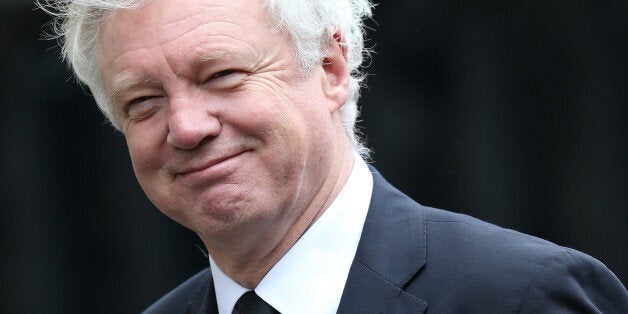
[41,0,627,312]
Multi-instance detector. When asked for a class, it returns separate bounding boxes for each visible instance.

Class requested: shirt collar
[210,155,373,314]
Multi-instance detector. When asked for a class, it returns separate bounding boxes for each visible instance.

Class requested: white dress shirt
[209,155,374,313]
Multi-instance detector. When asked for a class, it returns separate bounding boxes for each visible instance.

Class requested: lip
[175,150,248,185]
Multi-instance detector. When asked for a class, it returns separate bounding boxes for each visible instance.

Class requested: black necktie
[232,291,280,314]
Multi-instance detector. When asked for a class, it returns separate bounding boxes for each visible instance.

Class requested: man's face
[97,0,348,243]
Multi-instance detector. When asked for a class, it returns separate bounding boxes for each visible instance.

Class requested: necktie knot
[233,291,280,314]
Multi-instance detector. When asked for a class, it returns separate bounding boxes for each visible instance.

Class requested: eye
[206,69,246,90]
[212,69,236,78]
[125,95,162,120]
[129,96,153,106]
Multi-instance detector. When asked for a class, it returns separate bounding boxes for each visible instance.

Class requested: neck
[202,142,356,289]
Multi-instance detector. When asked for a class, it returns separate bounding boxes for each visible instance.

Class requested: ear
[321,31,350,114]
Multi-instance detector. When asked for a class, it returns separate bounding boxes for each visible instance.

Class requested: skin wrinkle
[162,27,253,62]
[110,44,250,108]
[185,39,258,78]
[109,75,153,113]
[140,3,255,55]
[105,9,256,103]
[136,4,246,41]
[104,3,280,124]
[109,38,270,127]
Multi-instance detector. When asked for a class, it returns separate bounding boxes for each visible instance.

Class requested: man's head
[42,0,372,155]
[42,0,374,273]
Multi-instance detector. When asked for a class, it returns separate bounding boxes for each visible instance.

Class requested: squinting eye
[126,96,162,120]
[129,96,153,106]
[211,69,236,78]
[206,69,246,90]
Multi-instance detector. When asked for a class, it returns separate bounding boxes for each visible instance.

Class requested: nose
[166,100,221,149]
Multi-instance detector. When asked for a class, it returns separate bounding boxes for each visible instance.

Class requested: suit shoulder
[414,207,628,311]
[421,205,584,278]
[142,268,211,314]
[519,247,628,312]
[422,204,556,248]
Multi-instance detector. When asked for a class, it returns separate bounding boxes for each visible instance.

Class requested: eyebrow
[109,74,161,105]
[197,49,230,62]
[191,46,255,70]
[107,48,253,103]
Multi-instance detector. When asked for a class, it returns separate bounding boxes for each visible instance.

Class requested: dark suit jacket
[144,169,628,313]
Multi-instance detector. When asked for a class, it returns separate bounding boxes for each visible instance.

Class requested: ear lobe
[322,31,350,114]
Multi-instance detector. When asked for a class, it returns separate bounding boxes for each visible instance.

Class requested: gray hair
[39,0,373,155]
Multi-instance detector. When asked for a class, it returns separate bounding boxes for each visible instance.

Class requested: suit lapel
[183,269,218,314]
[337,169,428,313]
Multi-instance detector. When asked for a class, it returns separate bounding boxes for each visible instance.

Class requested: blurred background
[1,0,626,312]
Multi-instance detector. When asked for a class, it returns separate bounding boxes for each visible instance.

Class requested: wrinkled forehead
[97,0,275,64]
[99,0,271,37]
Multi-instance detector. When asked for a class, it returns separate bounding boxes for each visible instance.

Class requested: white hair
[39,0,373,155]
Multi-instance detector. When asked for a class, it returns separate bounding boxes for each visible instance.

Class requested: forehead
[97,0,274,73]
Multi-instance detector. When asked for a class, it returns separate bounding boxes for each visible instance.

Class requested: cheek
[225,94,308,178]
[125,126,165,181]
[126,130,181,220]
